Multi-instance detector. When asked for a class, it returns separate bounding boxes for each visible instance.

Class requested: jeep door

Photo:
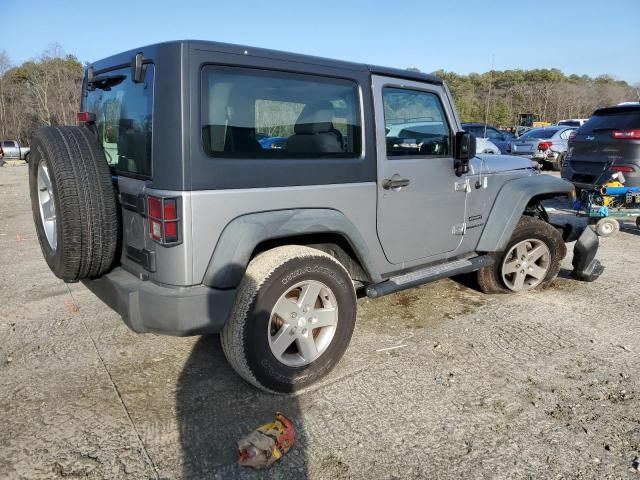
[372,76,467,264]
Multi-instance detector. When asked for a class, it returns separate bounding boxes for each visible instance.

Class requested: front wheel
[477,216,566,293]
[221,245,357,394]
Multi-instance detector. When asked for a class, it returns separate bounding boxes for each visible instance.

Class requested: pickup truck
[1,140,30,162]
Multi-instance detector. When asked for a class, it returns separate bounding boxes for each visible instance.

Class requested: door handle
[382,174,410,190]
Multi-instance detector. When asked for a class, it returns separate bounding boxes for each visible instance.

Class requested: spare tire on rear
[29,126,120,282]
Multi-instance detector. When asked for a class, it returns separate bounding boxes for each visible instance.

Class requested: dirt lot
[1,163,639,479]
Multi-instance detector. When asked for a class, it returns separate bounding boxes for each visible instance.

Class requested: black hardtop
[87,39,443,85]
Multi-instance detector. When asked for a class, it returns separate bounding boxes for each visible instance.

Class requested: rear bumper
[82,267,236,336]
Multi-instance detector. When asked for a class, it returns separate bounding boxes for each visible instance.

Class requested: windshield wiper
[87,74,126,91]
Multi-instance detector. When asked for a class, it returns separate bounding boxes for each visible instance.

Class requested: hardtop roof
[88,39,443,85]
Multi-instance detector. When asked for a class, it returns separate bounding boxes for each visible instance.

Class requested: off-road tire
[595,217,619,237]
[221,246,357,394]
[477,216,566,294]
[29,126,119,282]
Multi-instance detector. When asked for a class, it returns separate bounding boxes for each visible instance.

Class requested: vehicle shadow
[176,335,308,479]
[619,221,640,237]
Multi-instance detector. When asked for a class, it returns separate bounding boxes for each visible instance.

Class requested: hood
[470,154,535,174]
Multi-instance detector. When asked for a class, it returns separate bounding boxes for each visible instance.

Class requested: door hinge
[454,179,471,192]
[452,223,467,235]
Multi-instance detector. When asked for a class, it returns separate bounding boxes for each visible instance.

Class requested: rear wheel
[221,246,357,394]
[477,216,566,294]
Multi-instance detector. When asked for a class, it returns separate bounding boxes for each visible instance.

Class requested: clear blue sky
[2,0,639,84]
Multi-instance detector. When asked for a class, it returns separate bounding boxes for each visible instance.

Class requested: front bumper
[82,267,237,336]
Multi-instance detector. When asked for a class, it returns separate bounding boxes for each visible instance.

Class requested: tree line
[431,68,639,127]
[0,45,83,145]
[1,45,639,146]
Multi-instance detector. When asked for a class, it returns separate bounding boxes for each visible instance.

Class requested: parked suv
[28,41,601,393]
[562,104,640,188]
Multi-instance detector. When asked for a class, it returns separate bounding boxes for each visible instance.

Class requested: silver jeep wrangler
[28,40,601,393]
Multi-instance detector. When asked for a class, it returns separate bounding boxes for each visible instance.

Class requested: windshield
[83,66,154,177]
[519,128,557,140]
[580,110,640,133]
[558,120,580,127]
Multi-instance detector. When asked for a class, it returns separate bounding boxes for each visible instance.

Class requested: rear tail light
[611,165,635,173]
[76,111,96,124]
[147,196,180,244]
[612,129,640,139]
[538,141,553,151]
[569,131,577,141]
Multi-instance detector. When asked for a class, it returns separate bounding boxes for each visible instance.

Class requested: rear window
[83,66,154,177]
[201,66,361,158]
[558,120,580,127]
[519,128,557,140]
[580,109,640,133]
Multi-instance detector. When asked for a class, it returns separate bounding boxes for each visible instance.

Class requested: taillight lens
[147,196,180,244]
[538,141,552,151]
[76,111,95,124]
[611,165,635,173]
[569,131,577,141]
[612,129,640,139]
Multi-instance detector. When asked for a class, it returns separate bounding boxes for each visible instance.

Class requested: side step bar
[366,255,494,299]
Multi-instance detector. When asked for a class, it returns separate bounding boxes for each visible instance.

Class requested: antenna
[483,54,495,136]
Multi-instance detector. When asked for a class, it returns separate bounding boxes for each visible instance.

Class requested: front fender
[202,208,379,288]
[476,175,573,252]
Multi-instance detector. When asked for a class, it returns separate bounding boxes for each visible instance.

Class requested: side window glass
[201,66,361,159]
[382,87,450,157]
[559,129,575,139]
[486,128,502,140]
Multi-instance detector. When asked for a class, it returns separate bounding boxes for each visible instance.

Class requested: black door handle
[382,174,410,190]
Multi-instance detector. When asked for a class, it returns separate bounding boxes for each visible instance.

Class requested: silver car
[509,126,576,170]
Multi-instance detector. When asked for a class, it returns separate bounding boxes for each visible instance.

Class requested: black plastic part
[131,53,149,83]
[551,222,583,243]
[125,246,156,272]
[366,255,494,298]
[571,227,604,282]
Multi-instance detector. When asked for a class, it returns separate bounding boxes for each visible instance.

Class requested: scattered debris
[617,344,631,352]
[375,344,408,353]
[632,456,639,471]
[238,413,295,469]
[6,355,13,364]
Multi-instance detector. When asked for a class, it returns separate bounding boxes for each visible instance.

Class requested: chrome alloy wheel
[268,280,339,367]
[501,239,551,291]
[37,161,57,251]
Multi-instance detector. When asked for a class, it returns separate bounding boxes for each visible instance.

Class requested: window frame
[200,64,364,160]
[381,86,453,160]
[81,64,155,180]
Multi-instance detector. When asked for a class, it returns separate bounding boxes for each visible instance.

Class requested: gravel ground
[1,163,639,479]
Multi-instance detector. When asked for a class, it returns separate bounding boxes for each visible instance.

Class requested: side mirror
[454,131,476,176]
